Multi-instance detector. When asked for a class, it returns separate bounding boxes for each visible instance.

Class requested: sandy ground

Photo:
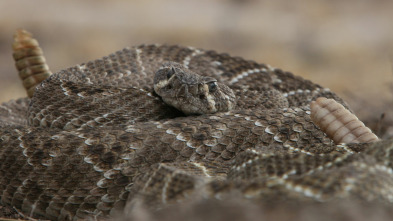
[1,0,393,130]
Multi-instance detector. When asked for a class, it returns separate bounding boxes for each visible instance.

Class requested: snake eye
[208,82,217,93]
[167,68,175,79]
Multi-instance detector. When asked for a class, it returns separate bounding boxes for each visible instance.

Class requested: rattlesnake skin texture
[1,44,392,220]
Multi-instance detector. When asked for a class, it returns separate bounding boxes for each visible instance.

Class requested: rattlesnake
[0,31,391,220]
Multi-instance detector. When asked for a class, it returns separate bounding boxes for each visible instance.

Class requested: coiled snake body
[0,44,392,220]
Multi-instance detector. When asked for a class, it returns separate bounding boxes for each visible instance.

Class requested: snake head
[154,62,236,115]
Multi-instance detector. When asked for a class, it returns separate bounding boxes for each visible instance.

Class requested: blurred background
[1,0,393,131]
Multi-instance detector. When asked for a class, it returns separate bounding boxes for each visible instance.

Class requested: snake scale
[1,43,393,220]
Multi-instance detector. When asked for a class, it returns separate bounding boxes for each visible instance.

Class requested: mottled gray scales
[29,80,182,130]
[0,98,29,126]
[0,44,391,220]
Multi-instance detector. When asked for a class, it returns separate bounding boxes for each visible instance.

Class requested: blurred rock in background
[1,0,393,130]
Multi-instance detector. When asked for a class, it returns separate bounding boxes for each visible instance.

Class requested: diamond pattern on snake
[0,31,390,220]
